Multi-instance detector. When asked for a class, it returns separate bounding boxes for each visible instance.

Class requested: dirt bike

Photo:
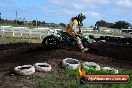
[42,30,95,50]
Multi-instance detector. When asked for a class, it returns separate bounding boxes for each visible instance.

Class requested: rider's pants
[69,32,84,49]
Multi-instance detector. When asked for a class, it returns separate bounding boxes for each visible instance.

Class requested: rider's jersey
[73,19,78,26]
[66,19,78,33]
[66,24,72,33]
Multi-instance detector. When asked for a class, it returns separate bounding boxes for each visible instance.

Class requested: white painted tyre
[62,58,80,69]
[82,62,101,70]
[98,40,106,42]
[14,65,35,75]
[102,67,118,74]
[34,63,52,72]
[102,67,111,70]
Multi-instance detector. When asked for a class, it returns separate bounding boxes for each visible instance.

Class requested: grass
[26,67,131,88]
[1,70,131,88]
[5,37,31,44]
[0,32,44,43]
[32,65,131,88]
[31,73,119,88]
[34,74,67,88]
[32,73,110,88]
[24,59,131,88]
[64,67,132,88]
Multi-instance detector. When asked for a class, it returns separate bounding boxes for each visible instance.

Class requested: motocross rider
[66,13,88,52]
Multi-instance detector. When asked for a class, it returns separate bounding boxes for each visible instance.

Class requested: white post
[29,29,31,37]
[39,32,42,39]
[2,28,4,32]
[13,29,14,37]
[20,33,22,38]
[2,28,4,37]
[48,30,50,35]
[39,35,41,39]
[36,18,38,28]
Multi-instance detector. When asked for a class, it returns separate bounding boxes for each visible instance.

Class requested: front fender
[82,35,96,44]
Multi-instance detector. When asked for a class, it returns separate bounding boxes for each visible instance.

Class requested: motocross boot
[78,42,89,52]
[81,48,89,52]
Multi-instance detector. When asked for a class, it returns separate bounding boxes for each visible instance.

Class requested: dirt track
[0,42,132,76]
[0,42,132,88]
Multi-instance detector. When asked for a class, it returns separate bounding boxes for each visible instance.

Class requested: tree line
[0,18,131,29]
[0,18,66,27]
[96,20,131,29]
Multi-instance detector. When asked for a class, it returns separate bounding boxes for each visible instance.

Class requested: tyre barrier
[102,67,118,74]
[105,36,111,42]
[128,38,132,44]
[14,65,35,75]
[94,38,101,42]
[34,63,52,72]
[120,38,127,43]
[100,36,105,40]
[96,36,132,44]
[89,35,95,39]
[109,37,118,42]
[98,40,106,42]
[62,58,80,69]
[118,38,131,44]
[82,62,101,70]
[89,39,96,44]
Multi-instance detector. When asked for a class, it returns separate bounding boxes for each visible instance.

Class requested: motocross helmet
[71,16,77,21]
[77,13,86,26]
[78,13,86,21]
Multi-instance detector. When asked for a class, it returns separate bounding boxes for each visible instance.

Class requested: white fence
[0,26,62,39]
